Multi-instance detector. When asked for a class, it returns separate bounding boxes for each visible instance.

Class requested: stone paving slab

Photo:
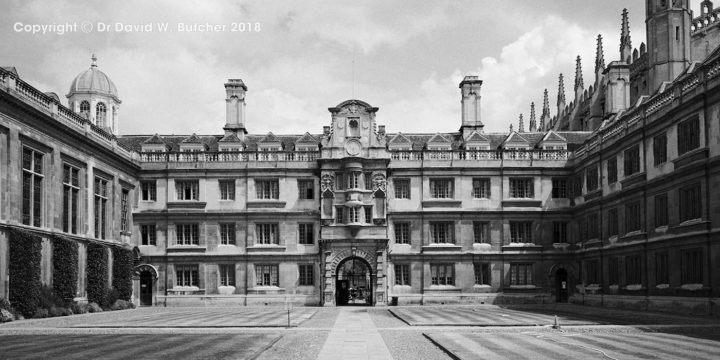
[317,308,393,360]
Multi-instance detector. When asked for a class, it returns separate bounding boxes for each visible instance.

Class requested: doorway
[140,271,153,306]
[555,268,568,303]
[335,257,373,306]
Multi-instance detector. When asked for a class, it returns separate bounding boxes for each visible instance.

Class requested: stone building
[1,0,720,314]
[0,61,137,303]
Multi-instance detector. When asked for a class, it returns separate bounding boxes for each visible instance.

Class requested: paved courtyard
[1,304,719,359]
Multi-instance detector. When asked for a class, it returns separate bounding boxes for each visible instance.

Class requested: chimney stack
[459,76,484,136]
[224,79,248,136]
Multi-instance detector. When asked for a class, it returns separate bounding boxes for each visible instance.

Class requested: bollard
[552,315,560,329]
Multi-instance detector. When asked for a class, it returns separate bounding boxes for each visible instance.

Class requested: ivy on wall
[52,235,78,306]
[8,228,42,317]
[112,247,134,301]
[86,243,108,306]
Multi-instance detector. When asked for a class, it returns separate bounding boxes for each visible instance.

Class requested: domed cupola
[66,54,121,134]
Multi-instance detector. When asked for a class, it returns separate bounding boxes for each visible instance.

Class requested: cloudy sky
[0,1,705,136]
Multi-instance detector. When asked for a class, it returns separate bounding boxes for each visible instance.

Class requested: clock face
[345,139,362,156]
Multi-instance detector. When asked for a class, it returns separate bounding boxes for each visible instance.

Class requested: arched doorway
[134,264,159,306]
[555,268,568,303]
[140,271,153,306]
[335,257,373,306]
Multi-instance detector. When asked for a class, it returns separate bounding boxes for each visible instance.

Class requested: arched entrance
[140,271,153,306]
[335,257,373,306]
[555,268,568,303]
[134,264,158,306]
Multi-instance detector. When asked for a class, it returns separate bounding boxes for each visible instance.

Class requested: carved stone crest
[372,173,386,192]
[321,174,334,191]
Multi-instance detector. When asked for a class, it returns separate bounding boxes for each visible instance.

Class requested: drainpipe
[703,93,713,315]
[420,154,425,305]
[244,169,249,306]
[164,163,169,307]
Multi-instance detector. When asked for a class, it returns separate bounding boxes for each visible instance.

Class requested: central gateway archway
[335,256,373,306]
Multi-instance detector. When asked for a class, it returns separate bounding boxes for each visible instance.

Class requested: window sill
[620,172,646,188]
[168,201,206,209]
[672,147,708,169]
[248,245,286,252]
[502,200,541,207]
[473,284,491,289]
[623,284,643,291]
[680,283,704,291]
[248,287,285,294]
[502,243,541,250]
[507,285,536,289]
[168,287,205,295]
[422,244,461,252]
[423,286,460,292]
[247,200,286,208]
[422,200,461,208]
[167,246,206,253]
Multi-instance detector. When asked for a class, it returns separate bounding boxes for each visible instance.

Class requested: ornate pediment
[328,99,378,115]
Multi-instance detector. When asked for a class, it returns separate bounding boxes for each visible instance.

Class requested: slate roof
[295,132,318,144]
[465,131,490,142]
[181,133,204,144]
[258,132,281,144]
[218,133,242,143]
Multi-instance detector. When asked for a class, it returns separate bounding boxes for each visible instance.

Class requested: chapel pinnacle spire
[518,113,525,133]
[91,53,98,68]
[574,56,584,91]
[620,9,632,63]
[557,74,566,107]
[595,35,605,75]
[541,89,550,131]
[529,102,536,132]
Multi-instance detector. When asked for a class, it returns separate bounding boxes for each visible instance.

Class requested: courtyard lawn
[425,331,720,360]
[390,306,596,326]
[0,334,281,360]
[0,307,317,328]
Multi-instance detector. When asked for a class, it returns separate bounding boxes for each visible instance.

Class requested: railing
[691,10,720,34]
[0,67,136,160]
[388,149,569,162]
[140,151,319,163]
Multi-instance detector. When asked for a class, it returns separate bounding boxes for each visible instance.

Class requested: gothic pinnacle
[575,56,584,91]
[557,74,566,106]
[518,114,525,133]
[620,8,632,62]
[529,102,536,132]
[595,34,605,73]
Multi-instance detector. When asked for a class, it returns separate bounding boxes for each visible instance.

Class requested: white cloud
[377,15,630,134]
